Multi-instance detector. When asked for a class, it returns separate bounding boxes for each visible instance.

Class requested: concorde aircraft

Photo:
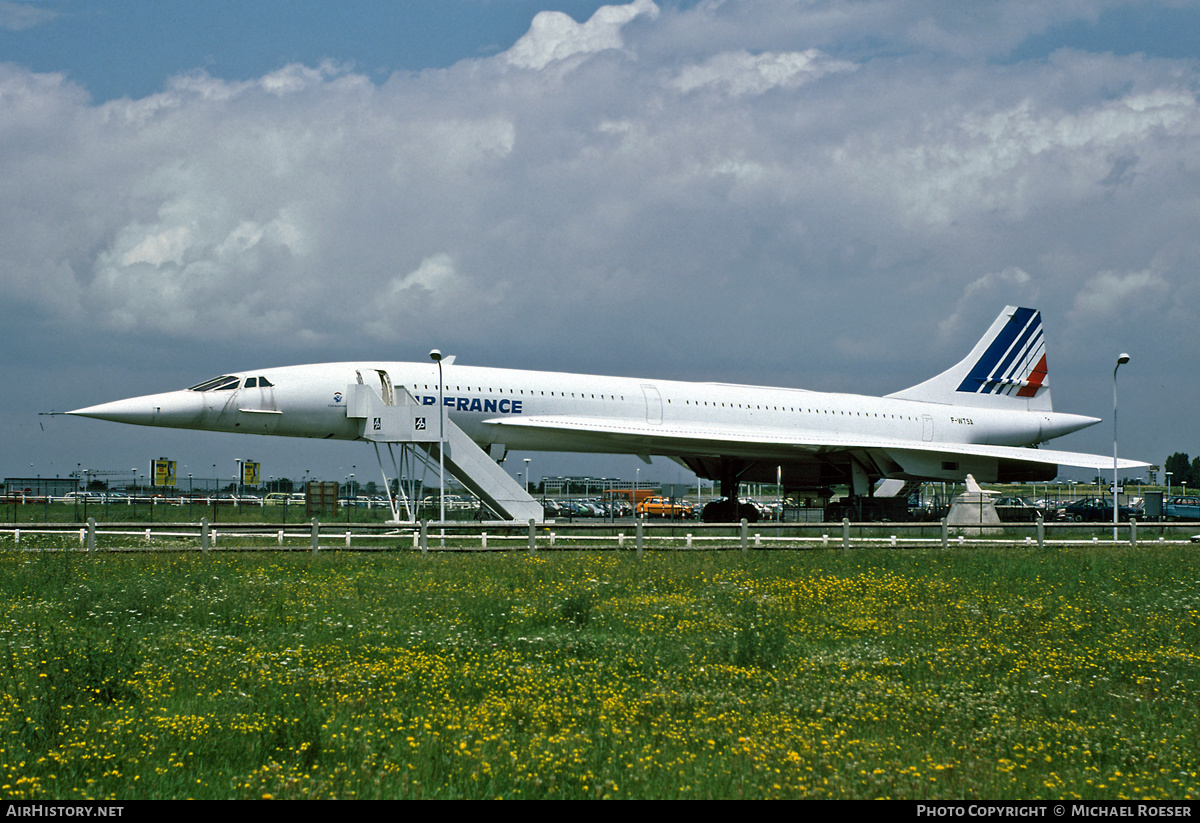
[68,306,1145,522]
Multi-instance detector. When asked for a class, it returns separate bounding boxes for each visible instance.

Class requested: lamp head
[1117,353,1130,365]
[429,349,443,362]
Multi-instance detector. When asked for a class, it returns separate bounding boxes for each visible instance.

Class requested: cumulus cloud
[938,267,1039,339]
[670,48,856,96]
[641,0,1109,63]
[1070,268,1172,321]
[387,253,459,296]
[0,0,55,31]
[502,0,659,70]
[829,75,1200,231]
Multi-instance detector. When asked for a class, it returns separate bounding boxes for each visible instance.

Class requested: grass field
[0,545,1197,799]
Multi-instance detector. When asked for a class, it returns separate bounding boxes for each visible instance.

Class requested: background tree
[1165,453,1190,488]
[1190,457,1200,490]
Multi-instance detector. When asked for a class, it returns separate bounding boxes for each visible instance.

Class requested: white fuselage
[69,360,1096,474]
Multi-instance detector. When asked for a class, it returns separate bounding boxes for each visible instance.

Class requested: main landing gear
[700,461,760,523]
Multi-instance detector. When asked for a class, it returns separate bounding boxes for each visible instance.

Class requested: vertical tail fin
[886,306,1053,411]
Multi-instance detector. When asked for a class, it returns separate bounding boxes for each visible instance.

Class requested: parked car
[993,496,1048,522]
[636,497,695,519]
[1059,496,1141,522]
[564,500,603,517]
[209,494,262,507]
[60,491,103,504]
[1162,496,1200,521]
[264,493,306,506]
[579,500,607,517]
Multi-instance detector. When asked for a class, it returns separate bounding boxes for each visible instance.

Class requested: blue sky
[4,0,1200,491]
[5,2,1199,101]
[0,1,639,100]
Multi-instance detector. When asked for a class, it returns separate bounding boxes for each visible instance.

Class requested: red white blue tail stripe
[956,307,1048,398]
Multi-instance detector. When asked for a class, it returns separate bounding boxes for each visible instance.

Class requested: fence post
[636,518,643,556]
[1036,517,1044,549]
[87,518,96,553]
[843,517,851,551]
[1129,519,1137,546]
[311,518,319,554]
[419,520,428,554]
[481,532,488,549]
[940,517,948,550]
[201,518,210,552]
[741,519,748,552]
[528,518,536,552]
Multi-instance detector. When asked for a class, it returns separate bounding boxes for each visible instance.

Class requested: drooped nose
[68,390,207,429]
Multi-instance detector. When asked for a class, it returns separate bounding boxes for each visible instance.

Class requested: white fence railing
[3,518,1198,552]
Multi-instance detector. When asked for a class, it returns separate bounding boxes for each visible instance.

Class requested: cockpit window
[245,377,257,388]
[188,375,241,392]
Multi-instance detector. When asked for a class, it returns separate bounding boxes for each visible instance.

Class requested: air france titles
[419,396,523,414]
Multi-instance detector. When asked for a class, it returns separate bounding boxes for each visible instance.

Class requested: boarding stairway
[874,479,923,499]
[344,379,543,522]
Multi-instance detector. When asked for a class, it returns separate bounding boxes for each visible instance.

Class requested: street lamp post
[1113,353,1130,541]
[430,350,446,543]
